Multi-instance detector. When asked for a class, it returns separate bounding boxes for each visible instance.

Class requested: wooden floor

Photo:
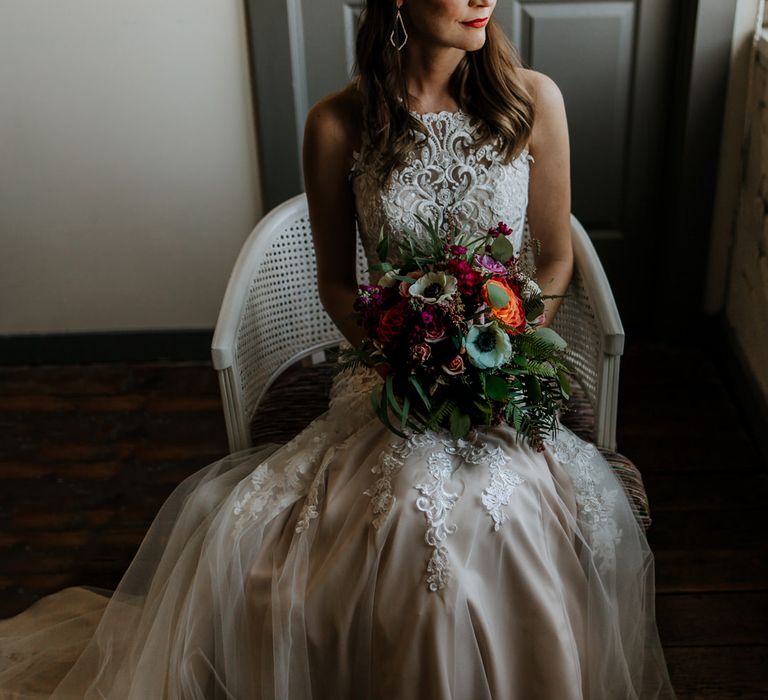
[1,338,767,698]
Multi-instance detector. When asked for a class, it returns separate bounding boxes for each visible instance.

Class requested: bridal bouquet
[337,215,573,452]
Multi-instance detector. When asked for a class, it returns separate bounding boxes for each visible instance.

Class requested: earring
[389,8,408,50]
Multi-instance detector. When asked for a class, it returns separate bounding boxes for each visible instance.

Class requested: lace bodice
[349,109,534,282]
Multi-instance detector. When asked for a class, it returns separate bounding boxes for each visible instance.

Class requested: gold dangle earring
[389,6,408,51]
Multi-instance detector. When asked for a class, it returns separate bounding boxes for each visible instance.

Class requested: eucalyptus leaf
[486,282,510,308]
[369,261,393,273]
[485,374,509,401]
[525,374,542,402]
[490,234,514,263]
[534,326,567,351]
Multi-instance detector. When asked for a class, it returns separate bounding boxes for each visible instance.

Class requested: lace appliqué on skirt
[544,426,624,575]
[366,428,526,593]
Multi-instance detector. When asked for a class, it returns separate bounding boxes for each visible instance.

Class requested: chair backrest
[212,192,624,453]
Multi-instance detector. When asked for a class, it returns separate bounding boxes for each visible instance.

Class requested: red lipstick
[461,17,489,28]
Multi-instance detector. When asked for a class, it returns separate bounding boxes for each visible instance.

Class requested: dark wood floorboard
[0,339,766,698]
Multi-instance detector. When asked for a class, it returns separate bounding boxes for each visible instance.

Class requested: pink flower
[441,355,465,375]
[474,253,507,275]
[411,343,432,363]
[424,324,447,343]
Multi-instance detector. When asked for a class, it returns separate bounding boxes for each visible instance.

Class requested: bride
[0,0,677,698]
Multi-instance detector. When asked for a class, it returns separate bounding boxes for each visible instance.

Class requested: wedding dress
[0,109,676,699]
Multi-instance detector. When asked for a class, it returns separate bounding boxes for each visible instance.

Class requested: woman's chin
[455,34,487,52]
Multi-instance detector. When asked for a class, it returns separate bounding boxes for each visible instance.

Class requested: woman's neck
[402,44,465,112]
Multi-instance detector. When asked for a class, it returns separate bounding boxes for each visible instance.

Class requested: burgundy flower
[353,285,385,333]
[377,300,409,345]
[488,221,514,239]
[447,258,482,295]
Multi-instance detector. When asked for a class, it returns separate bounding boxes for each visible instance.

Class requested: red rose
[377,301,409,345]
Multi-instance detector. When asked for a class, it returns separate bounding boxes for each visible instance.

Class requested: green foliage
[425,398,457,431]
[534,326,567,351]
[485,374,509,401]
[490,234,514,262]
[512,328,567,363]
[376,223,388,262]
[486,283,510,308]
[449,405,471,439]
[524,297,545,321]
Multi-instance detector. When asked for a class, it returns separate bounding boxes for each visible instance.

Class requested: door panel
[512,1,635,232]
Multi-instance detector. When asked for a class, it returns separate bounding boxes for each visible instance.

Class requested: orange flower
[481,277,526,333]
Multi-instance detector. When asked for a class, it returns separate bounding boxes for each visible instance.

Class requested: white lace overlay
[363,429,525,593]
[544,425,624,575]
[350,110,533,281]
[414,447,461,592]
[365,431,438,528]
[231,424,331,539]
[481,450,526,532]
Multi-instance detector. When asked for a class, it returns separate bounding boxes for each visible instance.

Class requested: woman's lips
[462,17,489,28]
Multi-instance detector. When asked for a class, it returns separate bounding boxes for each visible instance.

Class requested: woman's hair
[353,1,535,187]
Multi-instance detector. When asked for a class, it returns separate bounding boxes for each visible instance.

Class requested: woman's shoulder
[515,69,569,157]
[304,82,364,156]
[517,68,565,110]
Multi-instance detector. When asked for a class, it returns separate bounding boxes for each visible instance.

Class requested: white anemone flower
[378,270,400,288]
[408,271,458,304]
[521,277,542,301]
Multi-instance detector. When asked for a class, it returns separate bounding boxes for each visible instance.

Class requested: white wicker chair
[211,192,625,454]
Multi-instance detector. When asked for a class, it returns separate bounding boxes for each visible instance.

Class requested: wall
[0,0,262,335]
[705,0,762,313]
[724,29,768,403]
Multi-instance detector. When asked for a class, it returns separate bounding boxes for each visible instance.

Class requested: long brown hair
[353,1,535,187]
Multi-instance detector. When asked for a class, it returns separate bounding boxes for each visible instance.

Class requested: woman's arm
[525,71,574,328]
[302,96,367,350]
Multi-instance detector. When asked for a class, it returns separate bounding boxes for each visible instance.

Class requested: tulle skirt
[0,362,676,699]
